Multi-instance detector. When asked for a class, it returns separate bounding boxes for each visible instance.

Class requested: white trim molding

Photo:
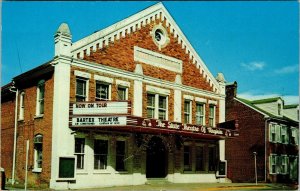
[208,100,218,105]
[183,95,194,101]
[70,3,220,92]
[134,46,182,74]
[146,85,170,95]
[74,70,91,79]
[94,75,113,84]
[195,97,207,103]
[116,79,130,87]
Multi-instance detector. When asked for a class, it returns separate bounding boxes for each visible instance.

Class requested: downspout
[264,117,270,183]
[10,85,18,185]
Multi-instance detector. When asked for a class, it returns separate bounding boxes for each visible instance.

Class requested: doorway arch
[146,136,168,178]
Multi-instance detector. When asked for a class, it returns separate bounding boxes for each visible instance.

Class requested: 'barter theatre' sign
[72,116,127,127]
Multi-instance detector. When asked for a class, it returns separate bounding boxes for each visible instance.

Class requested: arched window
[36,80,45,116]
[33,134,43,172]
[19,91,25,120]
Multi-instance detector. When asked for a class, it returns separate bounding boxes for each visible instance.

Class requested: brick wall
[83,19,214,92]
[10,72,54,187]
[225,85,266,182]
[1,95,16,183]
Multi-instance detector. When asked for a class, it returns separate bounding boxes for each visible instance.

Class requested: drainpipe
[264,117,270,183]
[10,84,18,185]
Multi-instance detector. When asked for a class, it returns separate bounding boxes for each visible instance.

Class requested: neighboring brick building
[225,82,299,184]
[1,3,238,189]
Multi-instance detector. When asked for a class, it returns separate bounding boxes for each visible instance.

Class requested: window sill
[115,171,128,174]
[76,170,88,175]
[32,168,42,173]
[34,114,44,119]
[93,170,111,174]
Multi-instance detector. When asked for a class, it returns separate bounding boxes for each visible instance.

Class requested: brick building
[1,3,238,189]
[225,82,299,184]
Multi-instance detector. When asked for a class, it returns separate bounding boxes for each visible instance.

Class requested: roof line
[71,2,220,92]
[235,97,269,117]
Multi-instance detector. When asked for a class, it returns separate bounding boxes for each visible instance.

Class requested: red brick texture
[1,96,16,183]
[1,73,54,187]
[225,86,266,183]
[83,19,214,92]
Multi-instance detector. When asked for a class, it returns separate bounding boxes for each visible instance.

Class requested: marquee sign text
[72,102,129,115]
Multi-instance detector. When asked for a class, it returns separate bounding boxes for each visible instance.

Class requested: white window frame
[35,80,45,116]
[74,137,85,170]
[184,100,192,124]
[269,123,276,143]
[147,93,168,120]
[209,104,216,127]
[281,155,288,174]
[76,77,89,102]
[115,140,127,172]
[281,126,288,144]
[269,154,277,174]
[95,81,111,101]
[291,127,299,145]
[117,86,128,101]
[158,95,167,120]
[94,139,108,170]
[147,93,156,119]
[275,124,281,143]
[33,134,43,172]
[19,91,25,120]
[196,102,205,125]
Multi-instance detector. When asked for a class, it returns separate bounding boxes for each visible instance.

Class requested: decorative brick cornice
[71,2,220,93]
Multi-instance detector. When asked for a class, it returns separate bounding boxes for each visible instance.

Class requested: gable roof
[284,104,298,109]
[71,2,220,92]
[236,97,298,123]
[251,97,283,104]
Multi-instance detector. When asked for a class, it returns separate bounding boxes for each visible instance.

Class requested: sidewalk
[5,183,298,191]
[73,183,298,191]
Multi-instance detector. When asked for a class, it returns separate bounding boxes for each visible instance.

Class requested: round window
[154,29,166,45]
[151,25,169,50]
[155,29,163,42]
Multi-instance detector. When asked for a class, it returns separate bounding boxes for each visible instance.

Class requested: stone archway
[146,136,168,178]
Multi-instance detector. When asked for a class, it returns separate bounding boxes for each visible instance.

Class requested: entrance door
[146,136,167,178]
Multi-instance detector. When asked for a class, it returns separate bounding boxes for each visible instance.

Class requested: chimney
[226,81,237,100]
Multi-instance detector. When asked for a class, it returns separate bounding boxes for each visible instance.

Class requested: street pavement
[4,183,298,191]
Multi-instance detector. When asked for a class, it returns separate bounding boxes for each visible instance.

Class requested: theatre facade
[1,3,238,189]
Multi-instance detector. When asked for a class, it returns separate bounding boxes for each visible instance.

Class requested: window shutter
[276,125,281,143]
[276,155,281,174]
[296,129,299,145]
[269,156,272,174]
[269,124,273,142]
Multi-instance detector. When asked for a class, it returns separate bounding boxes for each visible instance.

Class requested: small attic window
[278,103,281,116]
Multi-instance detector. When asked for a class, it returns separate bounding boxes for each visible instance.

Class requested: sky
[1,1,299,104]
